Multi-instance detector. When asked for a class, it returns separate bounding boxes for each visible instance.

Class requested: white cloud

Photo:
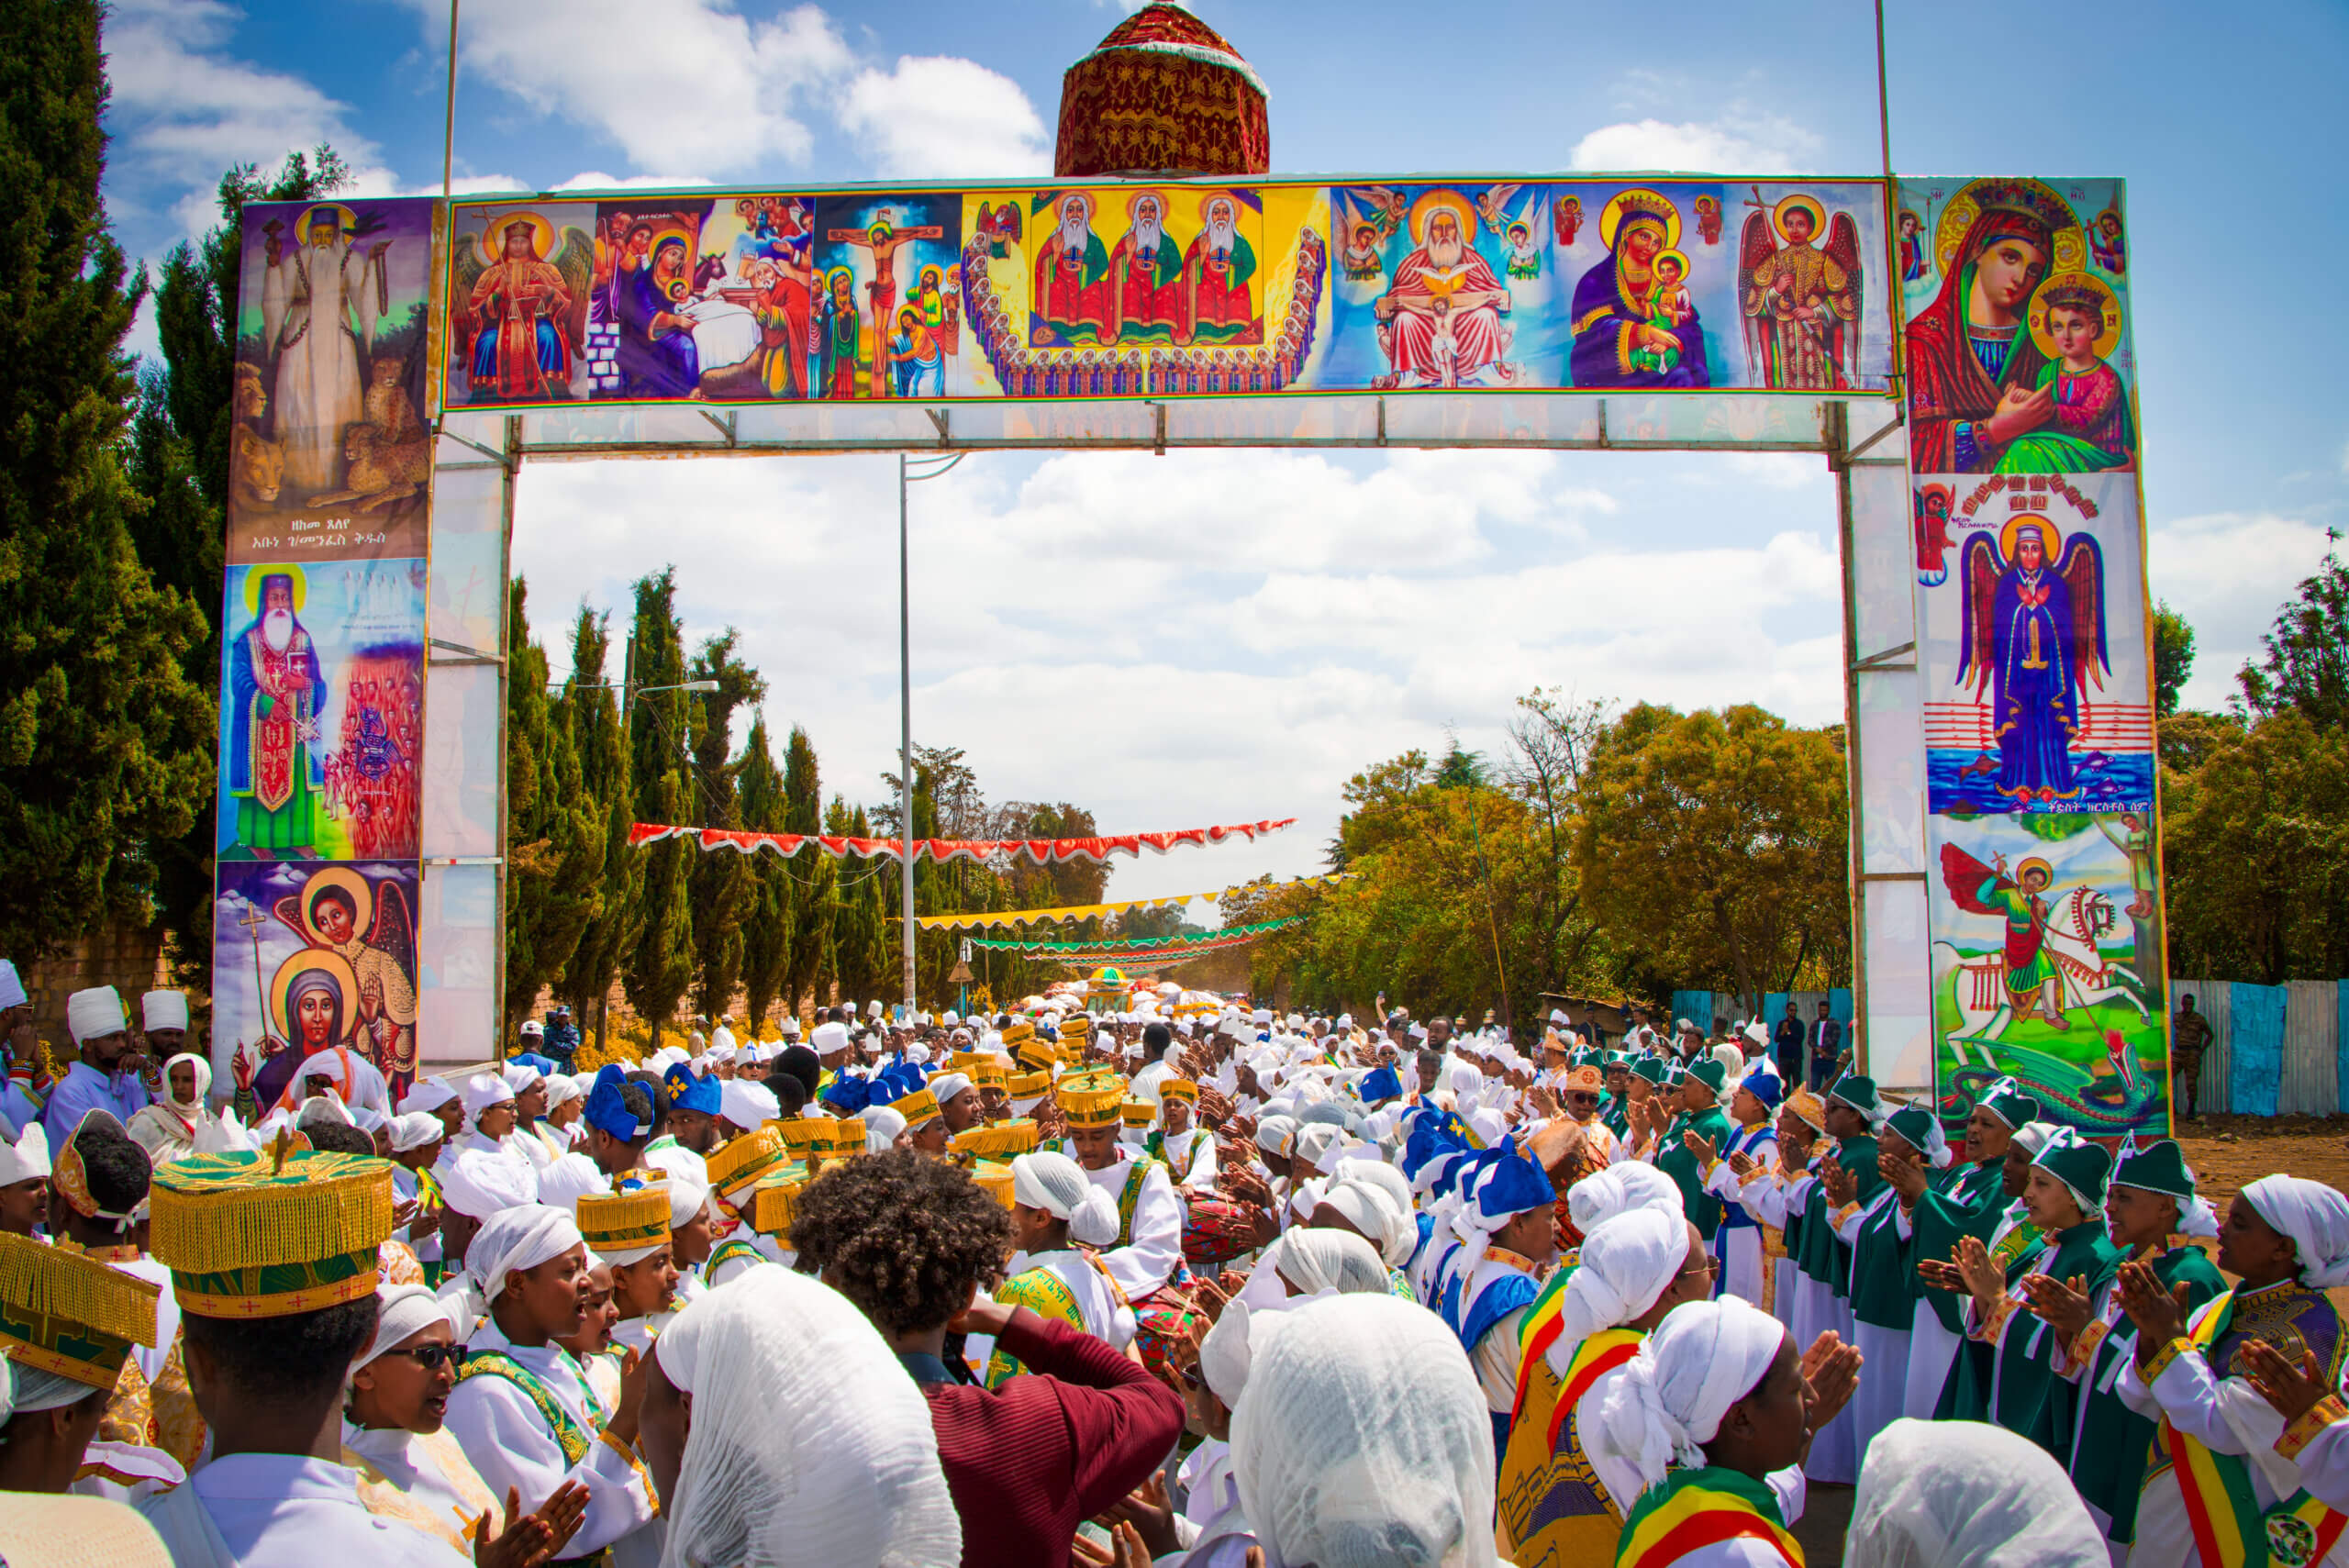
[837,56,1051,180]
[406,0,853,176]
[343,172,531,200]
[1569,112,1821,174]
[2146,509,2336,711]
[104,0,385,233]
[548,172,719,193]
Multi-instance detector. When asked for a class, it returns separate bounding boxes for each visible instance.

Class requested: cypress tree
[685,629,763,1025]
[734,715,791,1031]
[0,0,211,958]
[620,571,693,1047]
[503,578,602,1031]
[553,605,637,1048]
[780,725,831,1014]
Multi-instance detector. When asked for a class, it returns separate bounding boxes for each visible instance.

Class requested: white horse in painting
[1936,886,2150,1065]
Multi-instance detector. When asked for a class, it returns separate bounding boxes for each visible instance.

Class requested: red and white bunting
[626,817,1296,864]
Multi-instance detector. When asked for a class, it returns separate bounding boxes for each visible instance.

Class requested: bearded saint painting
[1179,194,1259,346]
[1371,190,1516,389]
[1032,191,1114,347]
[463,214,580,402]
[1568,189,1709,389]
[227,570,326,857]
[1106,190,1184,345]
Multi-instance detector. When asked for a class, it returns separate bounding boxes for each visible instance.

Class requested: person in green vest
[2020,1137,2227,1556]
[1654,1058,1734,1247]
[1802,1073,1886,1484]
[1894,1075,2040,1422]
[1597,1293,1861,1568]
[1947,1127,2122,1461]
[1836,1101,1949,1464]
[1620,1056,1670,1156]
[1919,1116,2057,1423]
[1601,1052,1635,1141]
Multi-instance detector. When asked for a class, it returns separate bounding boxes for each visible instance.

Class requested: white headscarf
[1591,1295,1787,1492]
[1549,1208,1692,1369]
[158,1052,212,1116]
[1200,1297,1294,1409]
[1271,1228,1390,1297]
[654,1267,961,1568]
[1565,1162,1685,1234]
[399,1078,459,1118]
[1254,1116,1297,1158]
[352,1284,456,1378]
[2244,1175,2349,1287]
[1232,1293,1497,1568]
[534,1154,609,1217]
[437,1146,538,1219]
[862,1106,908,1153]
[1315,1178,1414,1267]
[1847,1418,2107,1568]
[1010,1151,1120,1248]
[389,1111,446,1154]
[460,1204,582,1332]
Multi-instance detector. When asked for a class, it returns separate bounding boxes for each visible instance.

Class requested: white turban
[353,1284,457,1377]
[0,1124,50,1185]
[718,1079,778,1131]
[1233,1293,1497,1568]
[644,1156,711,1230]
[7,1362,102,1416]
[1010,1151,1120,1248]
[438,1146,539,1219]
[653,1263,961,1568]
[65,985,127,1044]
[0,960,22,1011]
[468,1204,583,1307]
[929,1072,974,1110]
[1566,1162,1686,1234]
[1847,1418,2107,1568]
[399,1078,458,1117]
[2244,1175,2349,1288]
[1315,1179,1413,1268]
[1549,1208,1693,1370]
[387,1111,445,1154]
[501,1063,543,1097]
[1269,1228,1390,1297]
[459,1073,516,1118]
[1199,1297,1294,1409]
[1591,1295,1787,1492]
[861,1106,907,1153]
[140,989,189,1033]
[545,1074,586,1111]
[1255,1115,1297,1158]
[1291,1123,1341,1178]
[810,1021,850,1056]
[534,1154,610,1217]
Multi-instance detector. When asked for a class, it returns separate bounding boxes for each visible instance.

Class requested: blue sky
[99,0,2349,902]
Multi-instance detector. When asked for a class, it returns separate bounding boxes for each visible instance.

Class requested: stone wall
[21,919,179,1054]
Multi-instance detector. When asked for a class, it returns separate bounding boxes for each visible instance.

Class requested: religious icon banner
[1900,175,2164,1139]
[211,859,423,1105]
[229,196,441,564]
[435,178,1897,410]
[217,558,427,864]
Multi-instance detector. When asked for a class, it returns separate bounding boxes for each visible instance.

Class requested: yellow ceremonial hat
[810,1118,867,1162]
[0,1231,160,1388]
[1007,1069,1052,1101]
[767,1116,827,1160]
[1016,1038,1059,1072]
[1056,1071,1127,1130]
[576,1184,672,1254]
[148,1143,395,1318]
[706,1127,790,1200]
[892,1088,942,1129]
[950,1118,1040,1161]
[1120,1099,1155,1129]
[1058,1016,1094,1043]
[1000,1020,1036,1049]
[971,1160,1016,1210]
[1159,1078,1198,1103]
[747,1166,810,1237]
[947,1051,992,1072]
[969,1059,1008,1090]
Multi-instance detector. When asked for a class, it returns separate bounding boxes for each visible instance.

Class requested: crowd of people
[3,959,2348,1568]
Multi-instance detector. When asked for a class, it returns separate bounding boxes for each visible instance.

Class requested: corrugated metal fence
[2167,979,2349,1117]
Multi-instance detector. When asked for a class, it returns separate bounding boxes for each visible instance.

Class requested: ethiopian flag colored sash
[1545,1327,1647,1453]
[1511,1259,1577,1425]
[2165,1290,2348,1568]
[455,1350,595,1467]
[1616,1464,1804,1568]
[1114,1158,1160,1246]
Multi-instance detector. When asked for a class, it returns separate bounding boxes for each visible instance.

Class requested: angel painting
[1694,194,1723,245]
[259,865,420,1098]
[1333,188,1399,284]
[973,201,1022,261]
[454,212,593,403]
[1739,191,1863,390]
[1954,515,2109,807]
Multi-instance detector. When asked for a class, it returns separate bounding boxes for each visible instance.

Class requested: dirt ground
[1789,1116,2349,1565]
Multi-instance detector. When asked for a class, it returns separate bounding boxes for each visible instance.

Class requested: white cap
[140,989,189,1033]
[459,1072,517,1117]
[66,986,128,1044]
[0,1123,50,1185]
[0,961,23,1012]
[812,1021,851,1056]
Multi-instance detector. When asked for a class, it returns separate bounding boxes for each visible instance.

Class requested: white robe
[1080,1152,1184,1301]
[142,1451,469,1568]
[342,1420,500,1553]
[1005,1246,1138,1351]
[441,1316,659,1557]
[259,235,379,493]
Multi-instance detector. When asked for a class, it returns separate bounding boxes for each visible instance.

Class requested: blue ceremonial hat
[663,1062,723,1117]
[1399,1117,1451,1179]
[1360,1065,1403,1103]
[584,1064,652,1142]
[1472,1149,1553,1225]
[1426,1147,1478,1202]
[1741,1064,1786,1110]
[820,1073,872,1115]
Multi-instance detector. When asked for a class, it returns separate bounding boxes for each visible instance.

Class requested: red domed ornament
[1053,3,1270,179]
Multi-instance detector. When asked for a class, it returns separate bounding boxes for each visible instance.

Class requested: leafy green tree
[685,629,765,1024]
[503,579,603,1032]
[2151,602,2197,719]
[780,726,832,1015]
[735,716,791,1030]
[0,0,212,959]
[828,798,885,1005]
[553,606,637,1048]
[2237,536,2348,729]
[620,571,694,1045]
[2162,712,2349,983]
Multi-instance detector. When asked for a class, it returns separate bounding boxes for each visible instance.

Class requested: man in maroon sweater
[793,1146,1185,1568]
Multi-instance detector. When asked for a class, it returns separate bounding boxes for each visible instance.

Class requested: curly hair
[788,1145,1013,1337]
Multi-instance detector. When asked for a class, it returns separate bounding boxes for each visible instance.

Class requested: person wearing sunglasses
[342,1283,589,1565]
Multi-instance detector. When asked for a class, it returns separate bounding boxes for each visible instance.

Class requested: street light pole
[899,450,963,1018]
